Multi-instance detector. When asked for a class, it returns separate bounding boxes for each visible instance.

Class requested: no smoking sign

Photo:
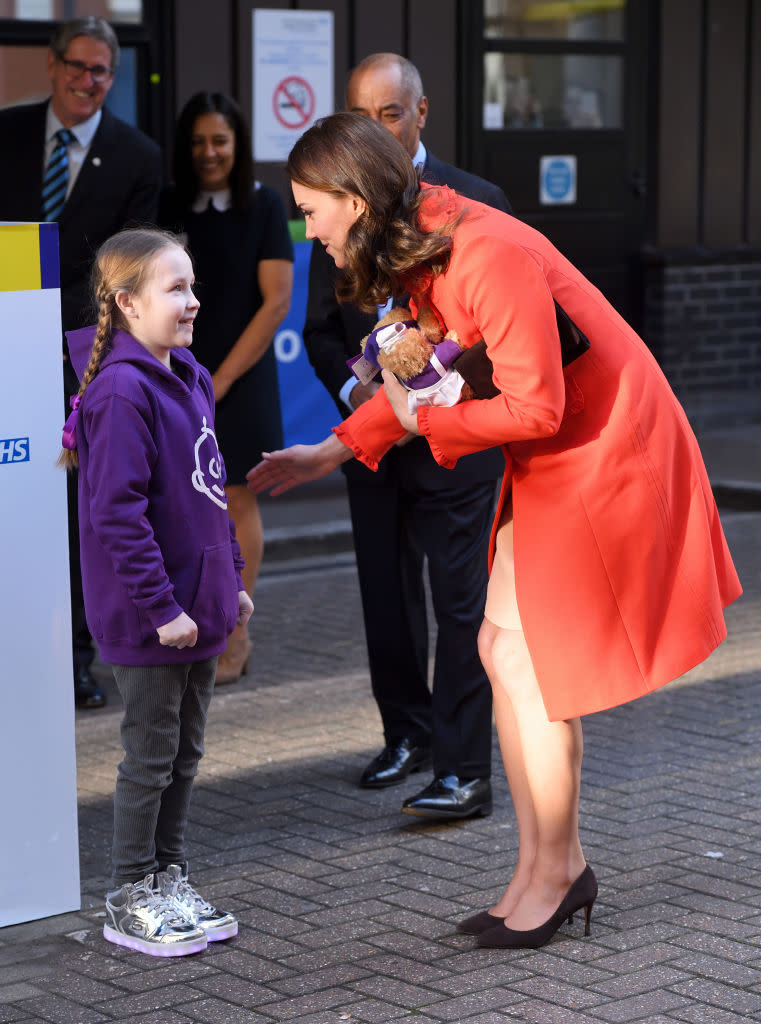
[273,76,315,129]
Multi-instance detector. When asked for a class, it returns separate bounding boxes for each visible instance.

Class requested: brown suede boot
[215,624,253,685]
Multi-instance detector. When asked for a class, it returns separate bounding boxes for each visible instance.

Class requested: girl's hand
[382,370,420,435]
[157,611,198,649]
[237,591,254,627]
[246,434,351,496]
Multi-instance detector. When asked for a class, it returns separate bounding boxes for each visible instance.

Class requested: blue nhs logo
[0,437,30,464]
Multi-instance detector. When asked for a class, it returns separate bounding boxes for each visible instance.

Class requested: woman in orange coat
[247,113,742,950]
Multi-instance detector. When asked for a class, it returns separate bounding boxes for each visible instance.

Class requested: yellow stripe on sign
[0,224,42,292]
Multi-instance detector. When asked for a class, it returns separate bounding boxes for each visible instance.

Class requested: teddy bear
[351,305,475,410]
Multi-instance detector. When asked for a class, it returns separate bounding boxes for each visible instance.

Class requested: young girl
[60,227,254,957]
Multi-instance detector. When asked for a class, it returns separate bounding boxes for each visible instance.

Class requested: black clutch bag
[453,300,591,400]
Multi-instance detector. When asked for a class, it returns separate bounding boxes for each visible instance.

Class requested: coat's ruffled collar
[400,184,460,297]
[417,182,459,230]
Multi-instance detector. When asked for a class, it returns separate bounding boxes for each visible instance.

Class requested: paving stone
[0,986,45,1005]
[253,986,358,1019]
[348,974,444,1007]
[175,995,273,1022]
[1,511,759,1024]
[323,997,411,1022]
[186,971,280,1005]
[91,982,212,1018]
[511,974,607,1010]
[265,962,372,996]
[667,977,761,1014]
[590,987,691,1021]
[422,985,521,1018]
[31,970,125,1004]
[13,993,109,1022]
[105,1014,195,1023]
[590,964,691,998]
[672,1005,761,1023]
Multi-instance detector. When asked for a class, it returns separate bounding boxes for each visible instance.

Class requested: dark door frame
[457,1,658,329]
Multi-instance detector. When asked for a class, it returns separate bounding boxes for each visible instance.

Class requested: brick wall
[643,260,761,429]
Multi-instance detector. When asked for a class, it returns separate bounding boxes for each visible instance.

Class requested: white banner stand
[0,223,80,926]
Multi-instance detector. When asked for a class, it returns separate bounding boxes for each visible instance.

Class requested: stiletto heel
[476,865,598,950]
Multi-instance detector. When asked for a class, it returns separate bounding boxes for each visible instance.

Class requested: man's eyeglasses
[57,56,114,84]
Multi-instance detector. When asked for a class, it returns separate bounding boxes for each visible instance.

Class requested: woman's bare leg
[478,618,537,918]
[226,484,263,597]
[478,504,585,930]
[216,485,260,683]
[482,617,585,930]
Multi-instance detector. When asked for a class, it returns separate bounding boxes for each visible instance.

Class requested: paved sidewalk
[0,499,759,1024]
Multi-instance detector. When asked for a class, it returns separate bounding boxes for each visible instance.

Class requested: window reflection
[10,1,143,21]
[483,53,623,129]
[485,0,625,41]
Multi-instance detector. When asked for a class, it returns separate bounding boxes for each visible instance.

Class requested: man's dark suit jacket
[0,100,162,334]
[303,151,512,485]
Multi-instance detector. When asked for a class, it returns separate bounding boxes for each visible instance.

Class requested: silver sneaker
[103,874,208,957]
[157,864,238,942]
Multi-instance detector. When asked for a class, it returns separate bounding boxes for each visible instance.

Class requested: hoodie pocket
[188,543,239,642]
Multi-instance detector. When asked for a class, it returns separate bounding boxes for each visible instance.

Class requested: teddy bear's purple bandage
[405,337,462,389]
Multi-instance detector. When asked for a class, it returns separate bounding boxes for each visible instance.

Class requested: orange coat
[335,186,742,721]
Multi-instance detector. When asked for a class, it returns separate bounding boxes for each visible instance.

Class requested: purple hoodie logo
[191,417,227,509]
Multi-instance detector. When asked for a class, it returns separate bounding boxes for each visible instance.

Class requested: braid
[80,289,114,393]
[57,289,114,470]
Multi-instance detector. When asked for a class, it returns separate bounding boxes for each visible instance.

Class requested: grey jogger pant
[110,658,217,888]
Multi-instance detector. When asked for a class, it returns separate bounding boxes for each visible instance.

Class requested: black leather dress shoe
[74,667,106,709]
[402,774,492,820]
[359,738,431,789]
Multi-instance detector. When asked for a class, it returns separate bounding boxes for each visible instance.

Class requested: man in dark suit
[0,16,162,709]
[303,53,512,820]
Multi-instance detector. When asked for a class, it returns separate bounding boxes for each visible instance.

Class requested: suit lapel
[421,153,443,187]
[59,108,115,226]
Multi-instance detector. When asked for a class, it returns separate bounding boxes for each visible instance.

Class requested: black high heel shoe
[456,909,505,935]
[476,865,597,949]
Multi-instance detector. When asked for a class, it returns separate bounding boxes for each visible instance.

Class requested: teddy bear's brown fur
[360,305,475,400]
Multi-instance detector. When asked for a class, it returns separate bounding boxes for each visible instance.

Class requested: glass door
[461,0,653,326]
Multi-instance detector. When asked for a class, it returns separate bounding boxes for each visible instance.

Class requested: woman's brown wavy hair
[287,112,461,312]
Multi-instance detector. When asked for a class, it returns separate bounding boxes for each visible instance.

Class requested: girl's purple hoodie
[66,326,245,666]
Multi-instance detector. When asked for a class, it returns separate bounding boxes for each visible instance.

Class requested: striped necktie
[41,128,76,221]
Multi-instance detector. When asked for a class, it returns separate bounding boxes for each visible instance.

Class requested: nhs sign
[0,437,30,464]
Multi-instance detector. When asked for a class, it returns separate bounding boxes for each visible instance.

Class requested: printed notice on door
[253,9,334,163]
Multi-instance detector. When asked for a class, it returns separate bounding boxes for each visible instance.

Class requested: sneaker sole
[103,924,207,957]
[203,920,238,942]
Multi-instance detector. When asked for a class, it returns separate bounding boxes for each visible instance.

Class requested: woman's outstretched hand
[382,370,420,435]
[246,434,351,496]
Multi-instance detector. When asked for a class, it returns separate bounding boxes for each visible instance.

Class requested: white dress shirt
[44,104,102,200]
